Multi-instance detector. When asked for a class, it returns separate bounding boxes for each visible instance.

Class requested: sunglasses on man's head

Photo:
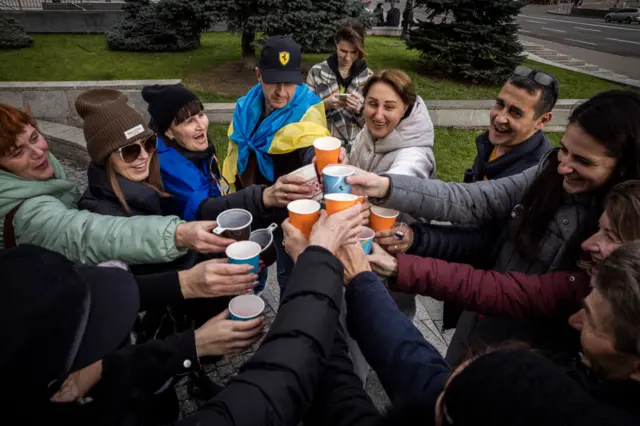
[118,135,157,164]
[510,66,555,87]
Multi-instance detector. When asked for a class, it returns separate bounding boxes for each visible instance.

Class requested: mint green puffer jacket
[0,153,187,265]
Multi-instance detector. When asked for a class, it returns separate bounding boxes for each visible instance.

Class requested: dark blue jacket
[346,272,450,405]
[156,137,275,225]
[464,129,553,183]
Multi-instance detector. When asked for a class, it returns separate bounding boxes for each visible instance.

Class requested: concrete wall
[200,100,577,131]
[2,10,126,33]
[0,80,180,126]
[43,2,124,11]
[1,80,579,130]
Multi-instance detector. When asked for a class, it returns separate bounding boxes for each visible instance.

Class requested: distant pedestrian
[386,5,401,27]
[374,3,385,26]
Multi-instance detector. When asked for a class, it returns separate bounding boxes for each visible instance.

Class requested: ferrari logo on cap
[279,51,290,67]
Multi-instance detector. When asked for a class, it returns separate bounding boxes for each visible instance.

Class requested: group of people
[1,19,640,426]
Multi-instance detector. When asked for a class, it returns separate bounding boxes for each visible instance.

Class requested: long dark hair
[511,90,640,266]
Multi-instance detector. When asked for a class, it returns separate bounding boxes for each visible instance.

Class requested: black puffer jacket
[78,163,196,275]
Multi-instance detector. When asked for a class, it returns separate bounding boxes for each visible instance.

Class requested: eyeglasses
[510,66,555,87]
[118,135,157,163]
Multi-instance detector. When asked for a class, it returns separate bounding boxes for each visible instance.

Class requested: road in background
[516,11,640,58]
[383,2,639,79]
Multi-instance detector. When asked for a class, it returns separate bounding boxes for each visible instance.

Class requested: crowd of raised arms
[1,20,639,426]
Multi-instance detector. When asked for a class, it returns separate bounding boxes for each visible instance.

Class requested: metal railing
[0,0,118,11]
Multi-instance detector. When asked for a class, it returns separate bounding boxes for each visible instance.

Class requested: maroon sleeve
[392,254,590,320]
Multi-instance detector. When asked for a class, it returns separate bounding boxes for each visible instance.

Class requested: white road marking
[574,27,601,32]
[606,37,640,45]
[543,27,566,33]
[565,38,598,46]
[519,14,640,32]
[526,20,546,24]
[518,29,532,33]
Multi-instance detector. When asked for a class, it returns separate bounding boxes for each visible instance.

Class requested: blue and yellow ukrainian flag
[223,84,330,190]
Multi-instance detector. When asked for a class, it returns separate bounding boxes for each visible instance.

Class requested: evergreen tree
[0,16,34,49]
[266,0,372,53]
[106,0,220,52]
[221,0,372,69]
[407,0,525,84]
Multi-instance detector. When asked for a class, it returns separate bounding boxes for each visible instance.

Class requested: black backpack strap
[3,202,24,249]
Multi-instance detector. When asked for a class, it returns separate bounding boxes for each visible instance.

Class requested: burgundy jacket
[392,254,590,321]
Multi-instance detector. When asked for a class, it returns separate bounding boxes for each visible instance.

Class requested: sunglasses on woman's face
[118,135,157,164]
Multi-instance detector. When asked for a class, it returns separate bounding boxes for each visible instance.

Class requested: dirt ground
[188,61,313,100]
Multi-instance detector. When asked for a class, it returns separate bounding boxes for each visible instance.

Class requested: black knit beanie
[440,348,618,426]
[141,83,198,138]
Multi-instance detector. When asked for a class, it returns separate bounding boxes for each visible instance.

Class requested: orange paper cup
[287,199,321,238]
[314,137,342,174]
[370,206,399,232]
[356,195,367,205]
[324,193,359,216]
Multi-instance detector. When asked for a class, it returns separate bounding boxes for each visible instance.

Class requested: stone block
[66,89,85,127]
[0,91,24,109]
[23,90,70,122]
[124,90,151,121]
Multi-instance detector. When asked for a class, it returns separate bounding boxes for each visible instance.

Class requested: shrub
[106,0,219,52]
[0,16,34,49]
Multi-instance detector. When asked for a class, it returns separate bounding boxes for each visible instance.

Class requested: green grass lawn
[0,33,630,102]
[209,124,564,183]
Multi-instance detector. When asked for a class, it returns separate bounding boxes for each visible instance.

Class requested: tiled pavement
[61,157,451,417]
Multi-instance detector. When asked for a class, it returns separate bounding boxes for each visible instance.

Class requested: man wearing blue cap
[223,36,331,293]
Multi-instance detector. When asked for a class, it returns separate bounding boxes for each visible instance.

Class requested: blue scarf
[230,84,322,182]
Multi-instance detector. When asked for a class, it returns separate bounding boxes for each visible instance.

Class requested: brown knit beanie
[75,89,154,164]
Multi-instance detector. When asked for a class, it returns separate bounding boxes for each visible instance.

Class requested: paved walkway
[59,155,450,418]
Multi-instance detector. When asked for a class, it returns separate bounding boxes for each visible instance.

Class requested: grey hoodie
[349,96,436,179]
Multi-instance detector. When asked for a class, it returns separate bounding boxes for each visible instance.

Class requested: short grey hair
[594,241,640,356]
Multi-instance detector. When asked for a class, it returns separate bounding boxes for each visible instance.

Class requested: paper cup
[225,241,261,274]
[287,199,321,238]
[213,209,253,240]
[229,294,265,321]
[356,195,367,205]
[370,206,400,232]
[325,193,359,216]
[314,137,341,174]
[323,165,354,195]
[249,223,278,268]
[359,227,375,255]
[289,164,322,201]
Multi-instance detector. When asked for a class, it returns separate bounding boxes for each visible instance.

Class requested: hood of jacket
[80,163,164,216]
[0,153,77,218]
[372,96,434,155]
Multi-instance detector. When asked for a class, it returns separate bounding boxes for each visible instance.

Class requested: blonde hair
[605,180,640,242]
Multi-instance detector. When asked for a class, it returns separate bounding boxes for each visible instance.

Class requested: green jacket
[0,153,187,265]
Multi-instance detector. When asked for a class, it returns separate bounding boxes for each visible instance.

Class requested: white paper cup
[289,164,322,201]
[229,294,265,321]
